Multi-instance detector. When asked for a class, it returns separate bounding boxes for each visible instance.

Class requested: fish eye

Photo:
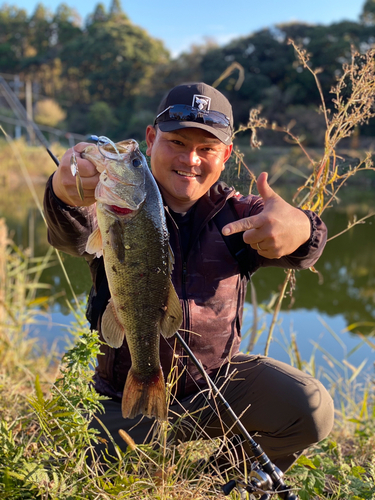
[132,158,142,168]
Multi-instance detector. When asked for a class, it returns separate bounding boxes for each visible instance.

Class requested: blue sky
[4,0,366,56]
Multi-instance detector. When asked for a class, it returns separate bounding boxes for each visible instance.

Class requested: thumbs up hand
[222,172,311,259]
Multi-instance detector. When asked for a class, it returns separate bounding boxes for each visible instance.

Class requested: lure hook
[89,135,121,159]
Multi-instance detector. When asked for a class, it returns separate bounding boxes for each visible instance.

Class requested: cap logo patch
[192,95,211,111]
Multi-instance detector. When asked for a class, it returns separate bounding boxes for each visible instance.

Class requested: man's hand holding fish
[52,143,100,206]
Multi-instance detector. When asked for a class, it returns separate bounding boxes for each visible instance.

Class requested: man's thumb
[257,172,275,201]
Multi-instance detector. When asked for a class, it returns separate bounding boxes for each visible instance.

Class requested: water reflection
[242,208,375,379]
[249,210,375,331]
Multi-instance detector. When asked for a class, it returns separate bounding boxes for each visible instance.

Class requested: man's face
[145,126,233,213]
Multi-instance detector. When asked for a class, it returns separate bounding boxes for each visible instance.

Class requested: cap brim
[157,121,232,146]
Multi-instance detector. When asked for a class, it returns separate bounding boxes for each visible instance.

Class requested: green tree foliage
[161,17,374,144]
[1,1,375,144]
[28,3,53,57]
[108,0,127,20]
[87,3,108,25]
[58,8,169,137]
[0,5,29,70]
[360,0,375,25]
[62,13,169,108]
[189,21,375,123]
[52,4,82,49]
[87,100,119,136]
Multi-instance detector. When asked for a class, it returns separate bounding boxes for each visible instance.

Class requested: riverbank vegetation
[0,217,375,499]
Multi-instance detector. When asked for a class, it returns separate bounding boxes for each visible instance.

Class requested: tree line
[1,0,375,145]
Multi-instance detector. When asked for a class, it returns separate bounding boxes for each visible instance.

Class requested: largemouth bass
[83,139,182,421]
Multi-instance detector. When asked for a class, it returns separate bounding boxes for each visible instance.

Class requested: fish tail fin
[121,366,168,421]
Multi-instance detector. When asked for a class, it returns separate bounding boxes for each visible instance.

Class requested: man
[44,82,334,473]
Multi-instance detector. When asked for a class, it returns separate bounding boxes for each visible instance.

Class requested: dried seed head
[118,429,137,450]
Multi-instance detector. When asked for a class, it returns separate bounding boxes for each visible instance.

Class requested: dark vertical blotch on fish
[109,220,126,263]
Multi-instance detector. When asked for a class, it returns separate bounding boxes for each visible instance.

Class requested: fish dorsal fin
[86,227,103,258]
[160,281,183,339]
[101,298,126,348]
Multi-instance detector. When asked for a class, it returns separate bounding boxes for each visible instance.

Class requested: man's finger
[75,158,100,178]
[257,171,278,202]
[222,217,258,236]
[62,149,98,178]
[72,142,94,153]
[79,173,100,189]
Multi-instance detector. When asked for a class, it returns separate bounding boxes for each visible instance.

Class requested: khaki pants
[90,354,334,472]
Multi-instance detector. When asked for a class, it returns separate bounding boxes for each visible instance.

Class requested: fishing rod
[175,331,299,500]
[46,148,60,167]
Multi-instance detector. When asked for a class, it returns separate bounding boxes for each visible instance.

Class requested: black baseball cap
[154,82,233,145]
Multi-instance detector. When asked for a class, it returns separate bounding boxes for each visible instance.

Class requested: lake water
[2,181,375,389]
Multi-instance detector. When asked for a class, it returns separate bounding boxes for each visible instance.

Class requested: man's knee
[299,379,334,446]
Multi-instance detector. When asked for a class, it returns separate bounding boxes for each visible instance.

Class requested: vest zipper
[180,260,189,398]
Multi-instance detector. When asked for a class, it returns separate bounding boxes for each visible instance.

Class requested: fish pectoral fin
[86,227,103,258]
[101,299,125,348]
[159,281,183,339]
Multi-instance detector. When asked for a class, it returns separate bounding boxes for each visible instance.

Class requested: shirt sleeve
[262,208,327,270]
[43,173,97,259]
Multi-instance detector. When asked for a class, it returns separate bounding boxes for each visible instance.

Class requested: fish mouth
[82,140,138,168]
[107,205,134,215]
[102,202,141,217]
[98,139,138,160]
